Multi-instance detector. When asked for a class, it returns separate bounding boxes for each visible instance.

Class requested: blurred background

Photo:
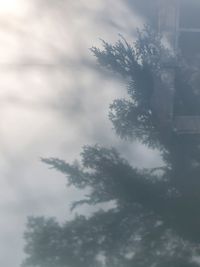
[0,1,162,266]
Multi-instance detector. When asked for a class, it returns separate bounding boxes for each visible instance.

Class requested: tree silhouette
[22,26,200,267]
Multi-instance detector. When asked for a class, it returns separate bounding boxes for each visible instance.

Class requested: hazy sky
[0,1,162,266]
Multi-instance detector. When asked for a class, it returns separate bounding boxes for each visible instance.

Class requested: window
[179,0,200,63]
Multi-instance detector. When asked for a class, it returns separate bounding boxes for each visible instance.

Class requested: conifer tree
[22,27,200,267]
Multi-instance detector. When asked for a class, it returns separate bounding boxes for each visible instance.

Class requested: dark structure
[157,0,200,134]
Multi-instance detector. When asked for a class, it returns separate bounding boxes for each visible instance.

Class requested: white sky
[0,1,162,266]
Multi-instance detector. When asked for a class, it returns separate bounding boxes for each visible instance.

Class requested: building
[157,0,200,134]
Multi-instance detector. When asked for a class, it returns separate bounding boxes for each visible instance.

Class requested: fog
[0,1,163,266]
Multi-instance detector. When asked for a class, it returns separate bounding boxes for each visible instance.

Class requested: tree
[22,26,200,267]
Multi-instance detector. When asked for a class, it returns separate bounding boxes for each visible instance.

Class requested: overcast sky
[0,1,162,266]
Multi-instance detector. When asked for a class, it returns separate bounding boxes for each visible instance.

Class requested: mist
[0,1,164,266]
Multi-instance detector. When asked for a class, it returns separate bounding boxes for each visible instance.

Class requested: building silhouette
[156,0,200,134]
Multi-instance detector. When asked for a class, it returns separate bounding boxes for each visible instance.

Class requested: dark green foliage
[23,27,200,267]
[22,210,199,267]
[41,146,169,210]
[91,26,171,147]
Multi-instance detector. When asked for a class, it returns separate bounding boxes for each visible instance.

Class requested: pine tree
[22,27,200,267]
